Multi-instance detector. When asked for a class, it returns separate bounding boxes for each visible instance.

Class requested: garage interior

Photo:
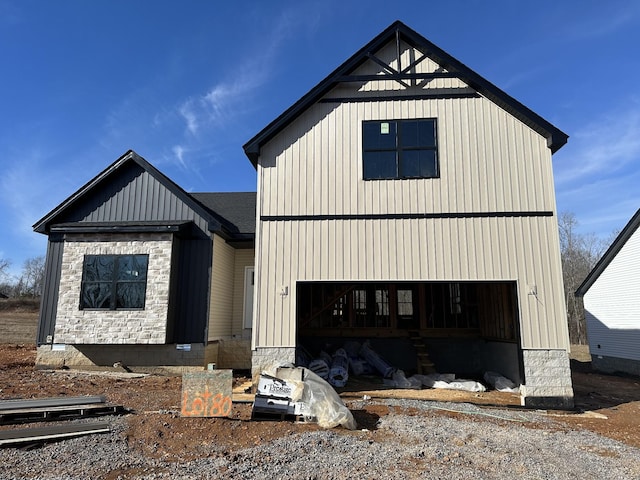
[297,281,524,385]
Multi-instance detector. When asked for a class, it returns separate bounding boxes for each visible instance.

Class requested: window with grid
[80,254,149,310]
[362,119,438,180]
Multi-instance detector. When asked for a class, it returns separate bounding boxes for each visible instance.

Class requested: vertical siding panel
[333,221,343,279]
[263,222,275,346]
[254,53,567,351]
[209,235,235,338]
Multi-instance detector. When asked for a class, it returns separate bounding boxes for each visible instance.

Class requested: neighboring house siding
[54,233,173,344]
[232,249,255,337]
[584,228,640,362]
[208,234,235,339]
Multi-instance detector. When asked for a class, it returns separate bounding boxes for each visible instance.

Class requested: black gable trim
[243,21,568,166]
[33,150,222,235]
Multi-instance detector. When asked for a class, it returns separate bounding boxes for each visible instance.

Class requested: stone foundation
[251,347,296,382]
[521,349,574,409]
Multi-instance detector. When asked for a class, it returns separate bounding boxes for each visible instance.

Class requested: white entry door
[243,267,255,329]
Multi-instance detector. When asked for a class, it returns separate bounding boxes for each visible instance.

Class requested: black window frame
[79,254,149,311]
[362,118,439,180]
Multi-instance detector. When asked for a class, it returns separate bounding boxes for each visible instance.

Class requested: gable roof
[243,20,568,166]
[575,208,640,297]
[33,150,223,235]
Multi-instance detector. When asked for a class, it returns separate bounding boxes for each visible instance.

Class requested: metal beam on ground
[0,421,110,447]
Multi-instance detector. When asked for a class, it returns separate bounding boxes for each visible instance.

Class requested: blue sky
[1,0,639,278]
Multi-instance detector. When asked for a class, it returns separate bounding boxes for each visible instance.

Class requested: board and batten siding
[253,45,567,351]
[584,227,640,362]
[253,216,566,350]
[71,163,211,233]
[259,97,557,217]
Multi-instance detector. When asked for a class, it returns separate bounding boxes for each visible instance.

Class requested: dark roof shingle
[190,192,256,235]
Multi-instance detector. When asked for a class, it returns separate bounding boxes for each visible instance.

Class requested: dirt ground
[1,307,639,456]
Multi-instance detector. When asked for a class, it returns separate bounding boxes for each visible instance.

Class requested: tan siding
[231,249,255,337]
[208,234,235,340]
[254,39,567,351]
[254,216,567,349]
[260,96,554,218]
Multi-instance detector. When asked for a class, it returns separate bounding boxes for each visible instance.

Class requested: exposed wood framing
[297,281,517,342]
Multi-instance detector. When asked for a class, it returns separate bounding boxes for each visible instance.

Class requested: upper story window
[80,254,149,310]
[362,119,438,180]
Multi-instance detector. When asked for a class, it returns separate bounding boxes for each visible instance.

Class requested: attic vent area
[297,281,522,383]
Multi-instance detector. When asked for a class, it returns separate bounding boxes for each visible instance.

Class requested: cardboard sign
[181,370,233,417]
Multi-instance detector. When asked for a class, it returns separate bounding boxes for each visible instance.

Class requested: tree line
[0,256,45,298]
[0,212,616,344]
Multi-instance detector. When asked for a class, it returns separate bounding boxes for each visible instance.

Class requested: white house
[576,208,640,376]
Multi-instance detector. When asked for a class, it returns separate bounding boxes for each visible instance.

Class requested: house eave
[49,221,193,235]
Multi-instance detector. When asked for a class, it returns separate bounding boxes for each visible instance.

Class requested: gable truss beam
[401,52,428,74]
[337,72,460,83]
[365,52,410,88]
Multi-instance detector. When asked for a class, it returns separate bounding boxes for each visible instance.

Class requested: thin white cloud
[554,100,640,238]
[177,10,297,136]
[179,101,199,135]
[555,105,640,185]
[171,144,187,169]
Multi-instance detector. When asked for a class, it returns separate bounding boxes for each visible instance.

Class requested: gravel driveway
[1,398,639,479]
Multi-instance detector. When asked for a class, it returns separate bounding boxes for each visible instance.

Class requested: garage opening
[296,281,523,384]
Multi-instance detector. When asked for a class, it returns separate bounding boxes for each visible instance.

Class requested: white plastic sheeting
[262,366,356,430]
[483,371,520,393]
[413,373,487,392]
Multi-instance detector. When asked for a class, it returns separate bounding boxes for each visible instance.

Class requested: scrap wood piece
[0,421,110,447]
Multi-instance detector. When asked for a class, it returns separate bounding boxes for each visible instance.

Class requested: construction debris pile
[252,366,356,430]
[296,340,520,394]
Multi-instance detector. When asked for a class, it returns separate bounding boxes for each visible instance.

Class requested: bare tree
[0,258,10,279]
[558,212,611,344]
[19,256,45,297]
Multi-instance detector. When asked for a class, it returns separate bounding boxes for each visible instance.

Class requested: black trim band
[319,92,481,104]
[261,211,554,222]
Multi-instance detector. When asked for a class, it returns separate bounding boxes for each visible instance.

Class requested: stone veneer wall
[520,349,574,408]
[54,233,173,345]
[251,347,296,382]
